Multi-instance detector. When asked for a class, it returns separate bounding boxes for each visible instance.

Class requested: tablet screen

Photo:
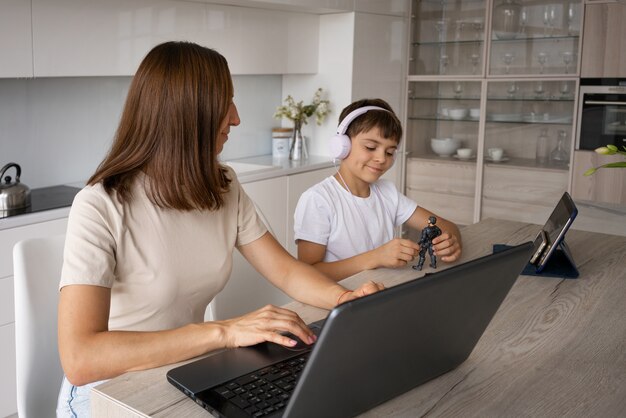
[537,192,578,271]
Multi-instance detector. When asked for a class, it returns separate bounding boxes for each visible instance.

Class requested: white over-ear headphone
[329,105,391,160]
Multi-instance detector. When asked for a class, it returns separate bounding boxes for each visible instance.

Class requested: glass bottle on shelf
[550,130,569,166]
[536,128,550,165]
[493,0,522,40]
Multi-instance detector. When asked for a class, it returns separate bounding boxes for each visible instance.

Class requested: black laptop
[167,242,534,418]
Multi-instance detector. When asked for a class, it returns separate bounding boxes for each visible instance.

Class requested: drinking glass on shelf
[550,130,569,166]
[562,51,574,74]
[472,19,484,40]
[507,82,519,99]
[453,81,463,98]
[470,53,480,75]
[440,53,449,75]
[548,6,557,36]
[560,80,572,98]
[502,53,515,74]
[567,3,576,35]
[534,80,546,99]
[455,20,466,41]
[520,7,528,35]
[537,52,548,74]
[435,19,449,42]
[542,6,550,36]
[536,128,550,165]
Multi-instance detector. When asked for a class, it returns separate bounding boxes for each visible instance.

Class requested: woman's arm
[58,285,227,386]
[297,238,420,281]
[238,232,383,306]
[405,207,462,262]
[59,233,382,387]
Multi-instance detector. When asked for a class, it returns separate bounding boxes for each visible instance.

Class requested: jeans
[56,376,107,418]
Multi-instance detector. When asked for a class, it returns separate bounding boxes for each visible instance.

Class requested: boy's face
[343,127,398,183]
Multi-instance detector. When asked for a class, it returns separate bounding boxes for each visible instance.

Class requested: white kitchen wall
[0,75,281,189]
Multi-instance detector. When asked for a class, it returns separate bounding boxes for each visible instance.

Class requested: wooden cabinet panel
[571,150,626,204]
[405,159,476,225]
[581,2,626,77]
[406,189,475,226]
[482,166,568,222]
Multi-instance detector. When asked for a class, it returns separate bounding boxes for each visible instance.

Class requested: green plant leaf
[583,167,597,176]
[607,144,619,152]
[599,162,626,169]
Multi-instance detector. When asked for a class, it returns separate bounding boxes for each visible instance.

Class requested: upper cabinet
[409,0,583,78]
[0,0,33,78]
[580,1,626,77]
[29,0,319,77]
[405,0,582,225]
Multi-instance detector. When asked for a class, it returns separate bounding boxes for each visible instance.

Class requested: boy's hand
[432,232,462,262]
[371,238,420,268]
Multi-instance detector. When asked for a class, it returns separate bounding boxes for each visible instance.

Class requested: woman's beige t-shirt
[60,169,267,332]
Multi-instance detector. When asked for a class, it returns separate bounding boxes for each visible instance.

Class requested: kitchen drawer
[406,158,476,196]
[406,188,475,226]
[0,277,14,327]
[0,323,17,418]
[0,217,68,278]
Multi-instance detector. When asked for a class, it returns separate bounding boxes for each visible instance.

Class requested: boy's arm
[405,207,462,262]
[297,239,419,282]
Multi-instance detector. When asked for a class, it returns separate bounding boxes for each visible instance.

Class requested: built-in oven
[576,78,626,151]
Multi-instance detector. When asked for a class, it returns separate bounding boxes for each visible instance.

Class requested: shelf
[490,34,579,43]
[412,39,484,47]
[409,155,569,172]
[408,96,481,101]
[408,115,480,122]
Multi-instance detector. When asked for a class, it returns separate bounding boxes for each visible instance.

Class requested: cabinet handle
[584,100,626,106]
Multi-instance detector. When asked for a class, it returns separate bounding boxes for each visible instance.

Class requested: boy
[294,99,462,281]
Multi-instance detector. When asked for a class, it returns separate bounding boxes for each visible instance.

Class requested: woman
[56,41,382,417]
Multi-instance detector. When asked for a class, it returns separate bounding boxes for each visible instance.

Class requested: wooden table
[91,218,626,417]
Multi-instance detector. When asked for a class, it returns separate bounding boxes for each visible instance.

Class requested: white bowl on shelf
[469,108,480,119]
[431,137,461,157]
[448,108,469,120]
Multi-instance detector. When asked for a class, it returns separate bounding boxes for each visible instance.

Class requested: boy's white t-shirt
[294,176,418,262]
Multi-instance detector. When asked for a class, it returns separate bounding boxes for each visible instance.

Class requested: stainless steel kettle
[0,162,32,217]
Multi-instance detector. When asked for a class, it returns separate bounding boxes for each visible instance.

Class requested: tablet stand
[493,240,579,279]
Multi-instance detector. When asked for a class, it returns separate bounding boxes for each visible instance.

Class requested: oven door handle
[584,100,626,106]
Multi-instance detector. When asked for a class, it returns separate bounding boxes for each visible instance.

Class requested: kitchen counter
[0,155,334,231]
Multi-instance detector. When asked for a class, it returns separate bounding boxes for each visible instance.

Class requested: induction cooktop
[1,185,81,218]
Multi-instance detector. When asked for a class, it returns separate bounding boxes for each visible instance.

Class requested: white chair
[13,235,65,418]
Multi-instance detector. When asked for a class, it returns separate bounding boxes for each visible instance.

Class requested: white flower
[274,88,331,126]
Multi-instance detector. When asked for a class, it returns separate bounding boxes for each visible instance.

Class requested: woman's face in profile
[217,100,240,154]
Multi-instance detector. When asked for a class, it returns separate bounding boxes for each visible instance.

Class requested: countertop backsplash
[0,74,282,189]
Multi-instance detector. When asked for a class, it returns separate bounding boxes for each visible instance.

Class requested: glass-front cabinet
[405,0,582,225]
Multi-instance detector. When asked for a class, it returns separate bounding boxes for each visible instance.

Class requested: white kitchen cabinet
[0,217,68,418]
[210,176,292,321]
[0,323,16,418]
[0,0,33,78]
[31,0,318,77]
[286,166,336,256]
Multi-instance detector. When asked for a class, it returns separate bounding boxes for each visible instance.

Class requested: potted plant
[274,88,330,160]
[584,145,626,176]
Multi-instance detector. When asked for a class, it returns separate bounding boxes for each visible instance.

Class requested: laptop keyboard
[209,352,310,417]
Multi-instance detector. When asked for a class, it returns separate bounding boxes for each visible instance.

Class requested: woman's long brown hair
[88,41,233,210]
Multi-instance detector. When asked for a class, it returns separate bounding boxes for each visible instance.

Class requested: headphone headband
[336,106,390,135]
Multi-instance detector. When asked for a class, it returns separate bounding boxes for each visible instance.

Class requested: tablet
[533,192,578,272]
